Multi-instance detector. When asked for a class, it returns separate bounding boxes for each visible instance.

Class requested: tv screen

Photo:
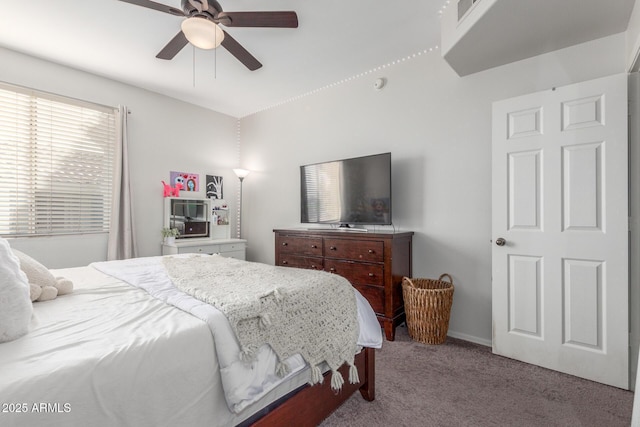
[300,152,391,226]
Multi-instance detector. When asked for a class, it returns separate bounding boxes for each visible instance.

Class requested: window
[0,82,116,237]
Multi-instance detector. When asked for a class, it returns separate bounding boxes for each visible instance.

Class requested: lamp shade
[233,169,251,179]
[181,17,224,49]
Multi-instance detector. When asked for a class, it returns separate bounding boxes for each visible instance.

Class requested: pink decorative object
[161,181,183,197]
[170,171,199,192]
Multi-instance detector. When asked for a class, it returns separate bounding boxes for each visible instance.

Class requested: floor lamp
[233,168,250,238]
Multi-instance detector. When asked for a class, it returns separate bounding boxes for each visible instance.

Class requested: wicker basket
[402,274,455,345]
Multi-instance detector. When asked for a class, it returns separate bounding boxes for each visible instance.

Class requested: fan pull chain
[193,45,196,87]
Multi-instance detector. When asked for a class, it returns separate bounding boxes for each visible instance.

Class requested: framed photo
[170,171,199,192]
[206,175,223,199]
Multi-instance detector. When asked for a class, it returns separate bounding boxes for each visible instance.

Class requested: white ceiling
[0,0,635,118]
[0,0,442,118]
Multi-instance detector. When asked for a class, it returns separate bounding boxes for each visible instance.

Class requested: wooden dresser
[274,229,413,341]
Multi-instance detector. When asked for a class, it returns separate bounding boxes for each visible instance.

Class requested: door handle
[495,238,506,246]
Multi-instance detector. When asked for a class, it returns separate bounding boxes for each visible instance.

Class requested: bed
[0,252,382,427]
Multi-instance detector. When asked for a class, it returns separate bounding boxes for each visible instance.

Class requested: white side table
[162,238,247,260]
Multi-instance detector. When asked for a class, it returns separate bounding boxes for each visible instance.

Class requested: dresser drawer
[324,238,384,263]
[222,250,246,260]
[324,260,384,286]
[277,235,323,256]
[218,242,246,253]
[352,284,385,315]
[163,239,247,258]
[183,244,220,254]
[279,255,324,270]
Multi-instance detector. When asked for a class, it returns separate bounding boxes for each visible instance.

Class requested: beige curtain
[107,106,138,260]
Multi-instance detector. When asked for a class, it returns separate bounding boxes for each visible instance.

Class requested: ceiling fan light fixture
[181,16,224,49]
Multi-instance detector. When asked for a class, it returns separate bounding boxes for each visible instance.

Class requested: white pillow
[0,237,33,343]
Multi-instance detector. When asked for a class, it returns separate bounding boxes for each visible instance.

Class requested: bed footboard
[249,347,375,427]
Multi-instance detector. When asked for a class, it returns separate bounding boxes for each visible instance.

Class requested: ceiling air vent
[458,0,480,21]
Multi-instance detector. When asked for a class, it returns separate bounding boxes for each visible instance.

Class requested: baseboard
[447,330,491,347]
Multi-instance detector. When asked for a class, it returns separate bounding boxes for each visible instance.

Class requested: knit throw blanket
[162,255,360,390]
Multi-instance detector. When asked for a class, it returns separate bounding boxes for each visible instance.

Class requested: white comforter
[0,266,228,427]
[91,255,382,413]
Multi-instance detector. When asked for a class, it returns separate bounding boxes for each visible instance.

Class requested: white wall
[628,0,640,71]
[0,47,239,268]
[629,72,640,390]
[239,33,627,345]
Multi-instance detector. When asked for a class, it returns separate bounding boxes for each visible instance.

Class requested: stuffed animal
[162,180,183,197]
[11,249,73,302]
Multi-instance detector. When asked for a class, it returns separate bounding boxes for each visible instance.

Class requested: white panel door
[492,74,629,389]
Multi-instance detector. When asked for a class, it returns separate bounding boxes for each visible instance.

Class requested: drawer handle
[282,261,288,265]
[282,242,288,246]
[329,246,337,251]
[368,249,374,254]
[329,267,336,272]
[368,272,374,277]
[311,264,317,269]
[311,244,317,248]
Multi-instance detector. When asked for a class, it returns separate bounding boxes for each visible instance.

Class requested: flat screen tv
[300,152,391,227]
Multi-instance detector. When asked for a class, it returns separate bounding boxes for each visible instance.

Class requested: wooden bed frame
[246,347,376,426]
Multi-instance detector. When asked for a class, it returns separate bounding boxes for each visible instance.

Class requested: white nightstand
[162,238,247,260]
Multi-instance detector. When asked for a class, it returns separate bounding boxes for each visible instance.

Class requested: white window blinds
[0,83,116,236]
[302,161,342,223]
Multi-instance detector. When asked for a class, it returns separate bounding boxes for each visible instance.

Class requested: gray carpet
[321,325,634,427]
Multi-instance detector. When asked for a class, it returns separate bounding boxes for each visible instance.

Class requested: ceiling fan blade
[220,31,262,71]
[217,11,298,28]
[117,0,185,16]
[156,31,189,60]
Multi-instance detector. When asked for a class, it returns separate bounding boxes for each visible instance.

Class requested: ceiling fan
[118,0,298,70]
